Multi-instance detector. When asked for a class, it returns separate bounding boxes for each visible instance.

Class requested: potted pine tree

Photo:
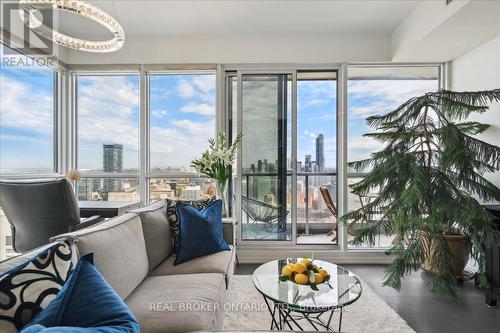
[341,89,500,298]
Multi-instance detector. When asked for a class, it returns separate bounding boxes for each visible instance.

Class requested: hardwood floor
[236,263,500,333]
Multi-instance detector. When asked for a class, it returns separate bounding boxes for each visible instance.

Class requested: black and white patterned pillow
[0,241,76,333]
[166,197,216,252]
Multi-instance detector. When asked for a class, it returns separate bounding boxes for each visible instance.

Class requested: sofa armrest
[222,218,236,246]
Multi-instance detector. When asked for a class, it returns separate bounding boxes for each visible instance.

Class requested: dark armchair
[0,178,102,253]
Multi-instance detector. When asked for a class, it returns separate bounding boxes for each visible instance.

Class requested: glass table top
[252,259,362,312]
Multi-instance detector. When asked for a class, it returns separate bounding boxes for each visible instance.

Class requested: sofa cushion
[151,245,235,277]
[21,253,139,333]
[125,273,225,333]
[128,200,172,271]
[166,197,216,252]
[0,241,77,333]
[51,213,148,300]
[175,200,230,265]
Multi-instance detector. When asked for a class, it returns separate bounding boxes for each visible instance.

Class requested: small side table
[78,201,140,219]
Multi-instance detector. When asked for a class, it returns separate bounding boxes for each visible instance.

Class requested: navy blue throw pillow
[174,199,230,265]
[20,254,139,333]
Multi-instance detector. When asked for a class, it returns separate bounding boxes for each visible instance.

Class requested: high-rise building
[77,178,90,200]
[316,134,325,172]
[103,144,123,172]
[102,144,123,200]
[305,155,312,172]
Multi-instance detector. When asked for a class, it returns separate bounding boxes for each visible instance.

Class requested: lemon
[281,265,293,277]
[319,269,328,278]
[294,273,308,285]
[293,262,307,274]
[314,273,323,284]
[301,258,312,266]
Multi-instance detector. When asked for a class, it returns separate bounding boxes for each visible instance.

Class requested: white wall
[450,35,500,196]
[64,33,390,65]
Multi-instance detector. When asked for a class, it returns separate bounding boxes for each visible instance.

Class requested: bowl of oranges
[279,258,331,290]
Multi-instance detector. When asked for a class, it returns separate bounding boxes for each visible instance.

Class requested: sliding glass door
[240,74,292,240]
[236,70,338,244]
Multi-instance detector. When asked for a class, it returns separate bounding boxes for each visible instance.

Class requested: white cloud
[348,80,437,119]
[171,118,216,136]
[78,76,139,118]
[180,102,215,116]
[303,130,317,139]
[150,119,215,169]
[177,79,195,98]
[176,75,215,103]
[0,74,53,134]
[151,109,168,118]
[350,101,394,118]
[193,75,216,93]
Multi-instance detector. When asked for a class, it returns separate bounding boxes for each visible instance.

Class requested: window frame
[0,60,447,261]
[145,69,218,204]
[71,67,219,204]
[344,63,444,250]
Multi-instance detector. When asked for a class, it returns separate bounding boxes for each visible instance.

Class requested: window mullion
[140,65,148,205]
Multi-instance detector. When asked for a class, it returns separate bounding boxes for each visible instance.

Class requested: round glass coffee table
[252,259,362,331]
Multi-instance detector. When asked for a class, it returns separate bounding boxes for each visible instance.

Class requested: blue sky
[347,79,439,163]
[297,80,337,169]
[0,64,54,173]
[0,66,438,173]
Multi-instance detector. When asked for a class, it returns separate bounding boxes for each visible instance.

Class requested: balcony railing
[241,171,337,235]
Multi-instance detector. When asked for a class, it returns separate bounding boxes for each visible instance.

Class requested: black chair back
[0,178,80,253]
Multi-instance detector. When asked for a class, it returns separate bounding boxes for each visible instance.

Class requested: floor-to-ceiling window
[0,44,57,260]
[296,71,337,245]
[75,71,217,203]
[0,61,444,260]
[347,66,441,248]
[147,72,216,202]
[76,74,140,201]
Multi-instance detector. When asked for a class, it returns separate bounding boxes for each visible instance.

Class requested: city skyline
[246,133,331,173]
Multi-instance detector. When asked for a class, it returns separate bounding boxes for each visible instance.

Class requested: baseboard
[236,245,395,264]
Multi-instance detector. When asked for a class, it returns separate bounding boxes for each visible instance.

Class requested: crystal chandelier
[18,0,125,53]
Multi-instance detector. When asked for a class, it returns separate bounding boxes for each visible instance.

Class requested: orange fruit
[314,273,323,284]
[319,269,328,278]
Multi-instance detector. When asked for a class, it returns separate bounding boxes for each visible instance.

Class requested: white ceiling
[56,0,421,39]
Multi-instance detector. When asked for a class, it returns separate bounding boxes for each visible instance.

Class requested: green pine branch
[339,88,500,299]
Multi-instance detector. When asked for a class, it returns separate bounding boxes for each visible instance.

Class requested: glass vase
[216,180,229,218]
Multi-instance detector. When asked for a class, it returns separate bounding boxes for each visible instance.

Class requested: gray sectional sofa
[0,199,236,333]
